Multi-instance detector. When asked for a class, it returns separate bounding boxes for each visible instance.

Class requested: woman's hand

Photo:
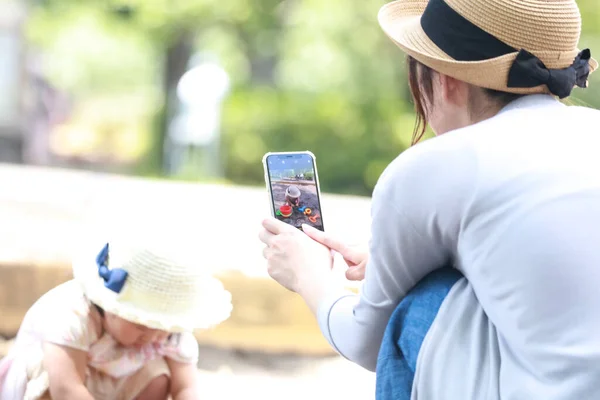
[259,218,339,314]
[302,224,368,281]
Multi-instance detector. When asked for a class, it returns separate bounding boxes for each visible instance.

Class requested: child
[285,185,301,207]
[0,240,232,400]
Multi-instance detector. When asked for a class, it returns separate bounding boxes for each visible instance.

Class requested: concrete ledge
[0,264,342,355]
[0,164,371,355]
[0,263,73,336]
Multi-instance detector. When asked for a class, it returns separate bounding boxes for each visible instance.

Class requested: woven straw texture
[378,0,598,94]
[73,241,233,333]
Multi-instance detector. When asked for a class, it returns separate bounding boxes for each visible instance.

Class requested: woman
[259,0,600,399]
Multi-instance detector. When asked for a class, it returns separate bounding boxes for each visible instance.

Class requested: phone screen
[265,153,325,231]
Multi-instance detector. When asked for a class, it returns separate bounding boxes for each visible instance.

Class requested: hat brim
[72,256,232,333]
[378,0,598,94]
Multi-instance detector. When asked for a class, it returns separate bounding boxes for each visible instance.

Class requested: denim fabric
[375,268,463,400]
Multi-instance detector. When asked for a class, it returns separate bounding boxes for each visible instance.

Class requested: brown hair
[407,56,525,145]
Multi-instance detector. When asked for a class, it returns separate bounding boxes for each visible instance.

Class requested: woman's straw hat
[73,240,232,333]
[378,0,597,97]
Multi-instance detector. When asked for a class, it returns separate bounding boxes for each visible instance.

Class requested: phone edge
[262,151,325,231]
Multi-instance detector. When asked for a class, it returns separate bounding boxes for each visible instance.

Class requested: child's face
[104,312,170,347]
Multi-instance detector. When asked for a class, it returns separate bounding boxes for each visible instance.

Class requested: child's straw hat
[73,240,232,333]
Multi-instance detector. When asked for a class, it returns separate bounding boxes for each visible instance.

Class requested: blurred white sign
[170,62,231,146]
[0,31,21,128]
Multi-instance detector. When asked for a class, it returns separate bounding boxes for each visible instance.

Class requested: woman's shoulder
[377,134,478,192]
[567,102,600,122]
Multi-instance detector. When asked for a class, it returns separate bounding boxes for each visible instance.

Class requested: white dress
[0,280,199,400]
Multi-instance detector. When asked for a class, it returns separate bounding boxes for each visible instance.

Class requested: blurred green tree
[25,0,600,196]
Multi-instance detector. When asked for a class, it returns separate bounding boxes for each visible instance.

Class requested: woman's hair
[407,56,525,145]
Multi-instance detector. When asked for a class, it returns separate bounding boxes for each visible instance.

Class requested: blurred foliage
[25,0,600,196]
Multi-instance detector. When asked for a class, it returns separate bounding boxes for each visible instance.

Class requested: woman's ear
[438,74,469,106]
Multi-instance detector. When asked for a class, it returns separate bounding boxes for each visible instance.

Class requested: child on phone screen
[0,240,232,400]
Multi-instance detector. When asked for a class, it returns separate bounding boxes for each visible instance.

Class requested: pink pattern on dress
[0,280,199,398]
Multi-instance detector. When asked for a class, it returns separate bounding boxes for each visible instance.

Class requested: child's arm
[167,357,201,399]
[42,342,94,400]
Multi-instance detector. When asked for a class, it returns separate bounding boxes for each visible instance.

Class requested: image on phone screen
[265,153,325,231]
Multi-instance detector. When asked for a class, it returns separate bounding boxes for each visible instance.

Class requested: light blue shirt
[318,95,600,399]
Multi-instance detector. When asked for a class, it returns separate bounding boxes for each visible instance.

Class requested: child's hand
[43,342,95,400]
[167,358,201,399]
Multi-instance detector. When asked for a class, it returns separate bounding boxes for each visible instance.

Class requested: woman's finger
[262,217,296,235]
[258,228,275,246]
[302,224,350,255]
[262,245,271,260]
[342,256,358,267]
[345,264,366,282]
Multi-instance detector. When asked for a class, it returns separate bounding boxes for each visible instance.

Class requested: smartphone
[262,151,325,231]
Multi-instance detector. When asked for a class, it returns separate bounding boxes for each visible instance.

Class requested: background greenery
[26,0,600,196]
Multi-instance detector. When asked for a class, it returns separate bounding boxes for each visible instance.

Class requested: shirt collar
[497,94,565,116]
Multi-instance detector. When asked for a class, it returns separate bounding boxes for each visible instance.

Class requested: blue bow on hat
[96,243,128,293]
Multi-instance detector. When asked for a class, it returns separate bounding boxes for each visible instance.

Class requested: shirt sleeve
[160,332,200,364]
[41,283,97,352]
[317,137,476,371]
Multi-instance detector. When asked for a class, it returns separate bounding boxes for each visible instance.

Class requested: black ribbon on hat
[420,0,592,99]
[96,243,128,294]
[507,49,591,99]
